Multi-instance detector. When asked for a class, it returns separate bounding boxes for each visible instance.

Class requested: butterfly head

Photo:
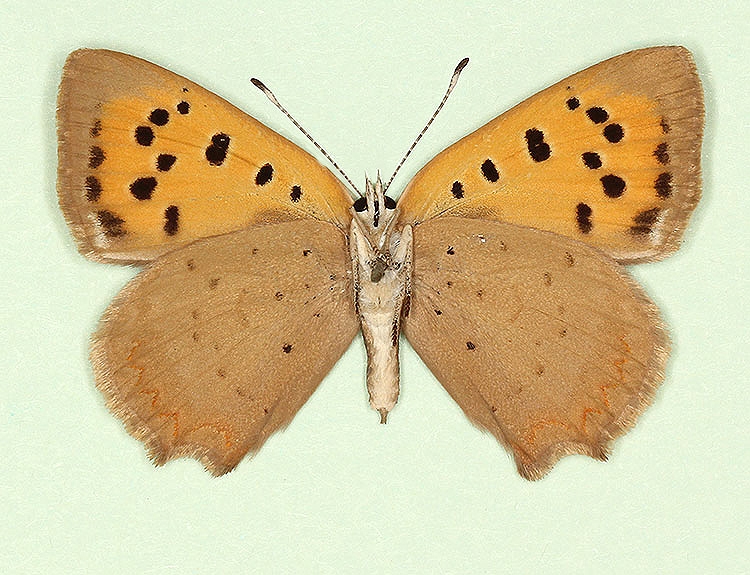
[351,175,398,247]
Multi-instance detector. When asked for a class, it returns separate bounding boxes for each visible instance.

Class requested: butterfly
[57,47,703,479]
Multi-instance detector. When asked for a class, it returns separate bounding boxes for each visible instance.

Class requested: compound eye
[384,196,396,209]
[353,197,368,212]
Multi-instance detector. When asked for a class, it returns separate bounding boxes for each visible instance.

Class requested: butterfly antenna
[251,78,362,197]
[384,57,469,192]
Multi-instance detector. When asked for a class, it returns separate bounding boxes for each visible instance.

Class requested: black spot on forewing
[654,142,670,165]
[256,163,274,186]
[586,107,609,124]
[97,210,125,237]
[603,123,624,143]
[290,185,302,202]
[446,246,455,255]
[282,344,293,354]
[209,278,220,290]
[163,205,179,236]
[481,159,500,182]
[451,181,464,199]
[566,97,580,110]
[630,207,660,236]
[565,252,575,266]
[88,146,105,168]
[466,341,476,350]
[149,108,169,126]
[130,177,157,200]
[156,154,177,172]
[576,203,592,234]
[206,133,230,166]
[601,174,626,198]
[186,258,195,271]
[655,172,673,198]
[582,152,602,169]
[90,120,102,137]
[660,118,670,133]
[525,129,551,162]
[177,101,190,114]
[135,126,154,146]
[84,176,102,202]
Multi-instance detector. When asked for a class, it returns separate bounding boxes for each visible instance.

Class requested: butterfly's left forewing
[58,49,353,263]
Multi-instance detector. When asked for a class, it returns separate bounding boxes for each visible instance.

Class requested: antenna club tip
[456,57,470,73]
[250,77,266,90]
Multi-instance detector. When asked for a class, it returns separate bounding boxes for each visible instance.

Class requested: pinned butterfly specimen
[57,47,703,479]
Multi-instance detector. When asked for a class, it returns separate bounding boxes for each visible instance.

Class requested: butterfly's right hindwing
[404,217,668,479]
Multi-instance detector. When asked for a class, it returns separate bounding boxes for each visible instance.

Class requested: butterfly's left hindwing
[91,220,357,475]
[57,50,352,263]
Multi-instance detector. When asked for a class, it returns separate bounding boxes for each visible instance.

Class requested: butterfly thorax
[349,177,413,423]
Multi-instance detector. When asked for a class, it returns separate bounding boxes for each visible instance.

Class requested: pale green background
[1,1,747,573]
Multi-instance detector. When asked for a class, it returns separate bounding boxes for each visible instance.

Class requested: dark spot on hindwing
[434,309,442,316]
[481,158,500,181]
[256,163,273,185]
[566,97,580,110]
[275,291,284,301]
[149,108,169,126]
[543,272,552,286]
[177,101,190,114]
[582,152,602,169]
[129,177,157,200]
[135,126,154,146]
[576,203,593,234]
[603,123,624,143]
[163,205,179,236]
[290,185,302,202]
[451,181,464,199]
[282,344,293,354]
[586,107,609,124]
[97,210,125,237]
[565,251,575,266]
[660,118,670,133]
[600,174,626,198]
[84,176,102,201]
[654,142,670,164]
[206,133,230,166]
[88,146,105,168]
[446,246,455,255]
[156,154,177,172]
[466,341,476,350]
[525,129,551,162]
[655,172,673,198]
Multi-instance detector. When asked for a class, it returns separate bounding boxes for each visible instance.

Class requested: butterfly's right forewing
[92,220,357,475]
[404,217,668,479]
